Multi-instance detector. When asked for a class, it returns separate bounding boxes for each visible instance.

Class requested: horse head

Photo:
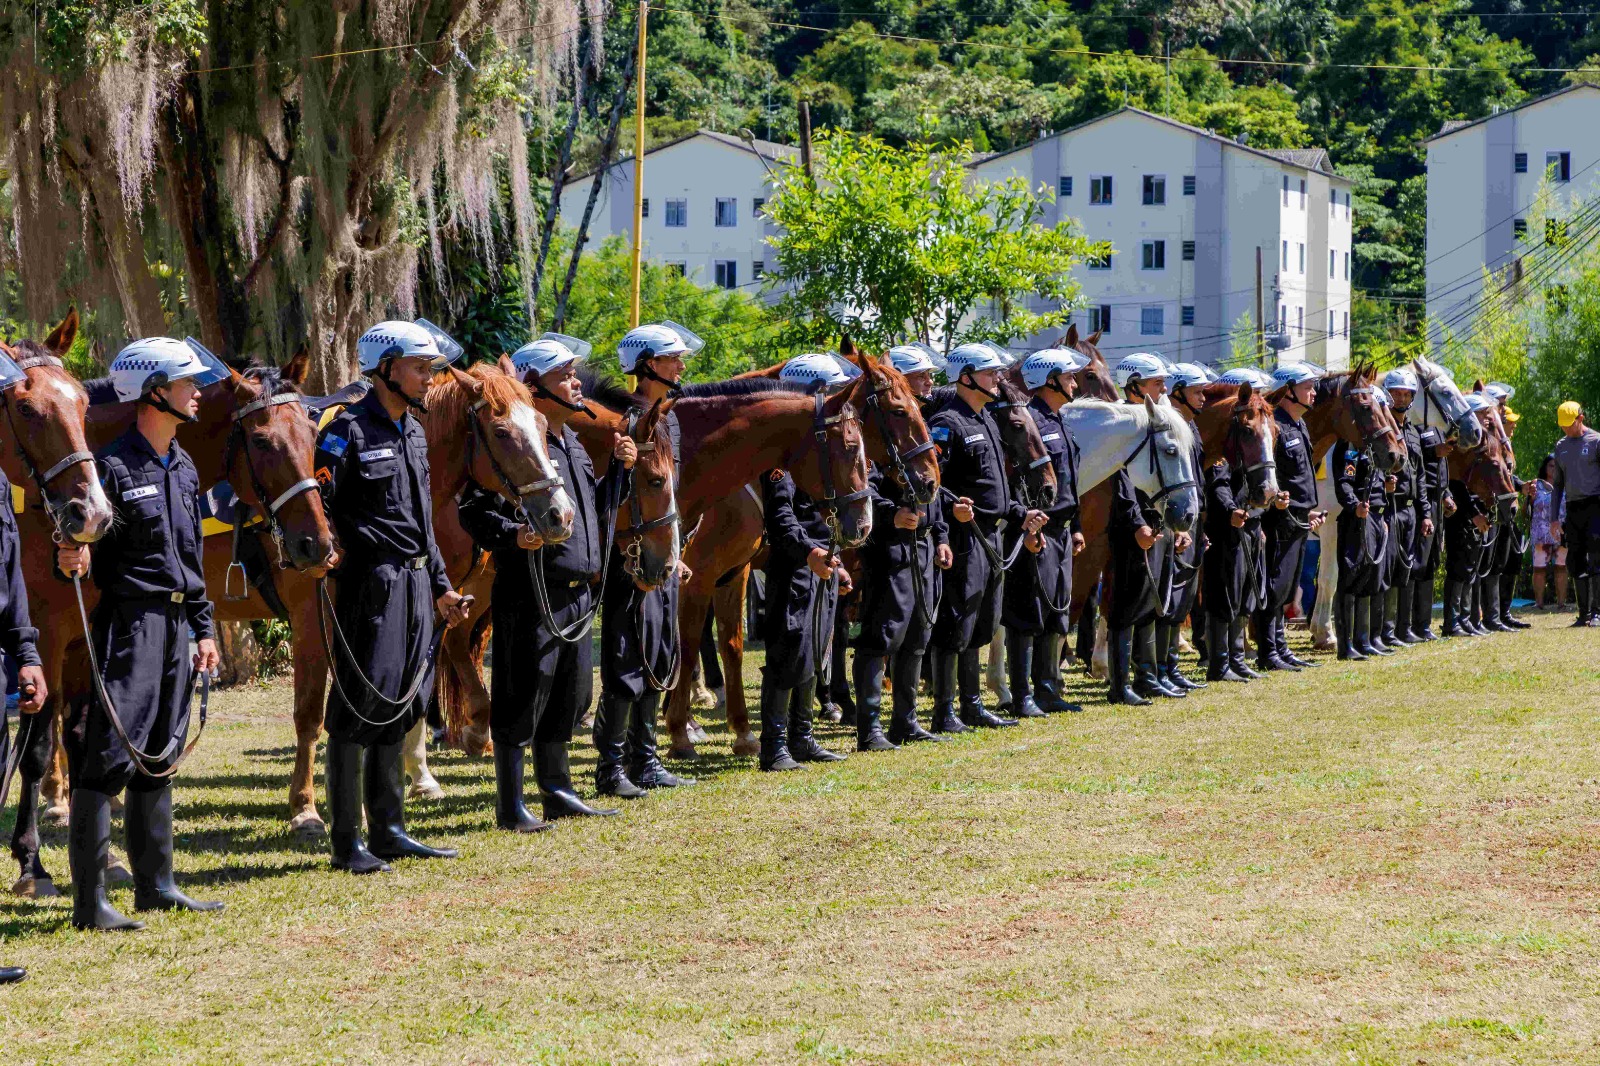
[1332,365,1406,474]
[0,308,113,543]
[805,383,873,548]
[1224,382,1280,508]
[847,340,939,505]
[1452,405,1519,522]
[620,396,681,590]
[1410,356,1483,449]
[1146,396,1200,534]
[1061,324,1119,401]
[431,363,575,545]
[991,375,1056,508]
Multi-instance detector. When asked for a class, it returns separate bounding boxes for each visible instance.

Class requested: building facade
[557,129,794,297]
[1424,85,1600,355]
[969,107,1354,370]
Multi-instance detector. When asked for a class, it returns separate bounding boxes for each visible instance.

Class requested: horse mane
[678,377,804,399]
[425,363,531,426]
[1314,372,1351,407]
[577,368,643,412]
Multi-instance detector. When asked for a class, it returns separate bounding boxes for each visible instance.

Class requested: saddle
[302,379,371,431]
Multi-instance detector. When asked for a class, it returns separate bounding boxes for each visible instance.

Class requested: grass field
[3,614,1599,1064]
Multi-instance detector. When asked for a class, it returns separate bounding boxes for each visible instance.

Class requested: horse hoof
[289,811,328,842]
[106,863,131,885]
[461,727,491,758]
[40,805,68,829]
[690,684,718,711]
[668,744,699,761]
[731,733,760,757]
[10,875,35,898]
[687,723,710,745]
[31,877,59,898]
[408,782,445,802]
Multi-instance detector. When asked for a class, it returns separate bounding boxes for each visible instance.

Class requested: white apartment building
[970,107,1355,370]
[558,129,794,296]
[1424,84,1600,353]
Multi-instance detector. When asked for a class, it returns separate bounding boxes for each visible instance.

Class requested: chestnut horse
[12,340,336,895]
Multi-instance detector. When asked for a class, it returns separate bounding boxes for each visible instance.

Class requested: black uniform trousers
[1567,497,1600,579]
[932,520,1002,652]
[762,561,839,689]
[1002,527,1071,635]
[66,598,195,795]
[489,579,594,748]
[1444,505,1492,583]
[1263,508,1310,613]
[325,556,436,747]
[1336,506,1385,596]
[855,533,940,657]
[601,562,678,701]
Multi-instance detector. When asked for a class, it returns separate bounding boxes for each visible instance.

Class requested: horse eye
[648,476,665,489]
[251,432,272,449]
[1163,443,1178,456]
[494,426,512,440]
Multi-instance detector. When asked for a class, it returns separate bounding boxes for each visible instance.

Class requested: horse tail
[438,612,493,752]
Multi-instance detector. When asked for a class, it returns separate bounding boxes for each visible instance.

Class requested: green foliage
[764,130,1105,350]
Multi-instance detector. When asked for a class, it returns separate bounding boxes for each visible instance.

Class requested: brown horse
[12,340,336,895]
[436,377,683,756]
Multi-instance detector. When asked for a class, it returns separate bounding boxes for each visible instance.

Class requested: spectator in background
[1532,453,1568,610]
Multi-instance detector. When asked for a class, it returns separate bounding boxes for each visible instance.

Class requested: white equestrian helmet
[1484,381,1514,402]
[617,320,705,373]
[1271,362,1322,388]
[108,337,230,403]
[1166,362,1211,391]
[945,342,1010,379]
[356,320,449,375]
[780,352,861,391]
[1113,352,1168,390]
[1382,367,1420,394]
[510,336,587,379]
[886,343,939,377]
[1217,366,1274,389]
[1020,348,1090,391]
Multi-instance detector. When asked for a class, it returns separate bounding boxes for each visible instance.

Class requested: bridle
[1227,406,1277,499]
[223,385,320,571]
[988,391,1052,509]
[805,391,872,544]
[464,396,565,506]
[863,373,937,504]
[1123,411,1196,509]
[1345,385,1398,445]
[0,350,96,536]
[618,410,680,582]
[1415,368,1478,444]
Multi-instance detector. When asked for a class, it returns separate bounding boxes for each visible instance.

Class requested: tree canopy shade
[0,0,606,390]
[763,130,1106,352]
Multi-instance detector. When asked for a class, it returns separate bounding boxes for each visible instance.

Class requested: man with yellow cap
[1552,401,1600,626]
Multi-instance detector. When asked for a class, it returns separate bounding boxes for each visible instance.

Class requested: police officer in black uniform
[314,321,471,874]
[1406,419,1453,641]
[1163,363,1212,690]
[1331,423,1389,659]
[458,335,637,830]
[57,337,225,929]
[1253,363,1323,670]
[1381,369,1428,647]
[854,344,953,747]
[927,344,1048,731]
[594,322,697,797]
[1002,348,1088,714]
[1442,393,1497,637]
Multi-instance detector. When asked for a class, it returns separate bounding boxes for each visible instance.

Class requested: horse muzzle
[527,489,576,545]
[1164,489,1199,535]
[1454,412,1484,449]
[58,494,115,543]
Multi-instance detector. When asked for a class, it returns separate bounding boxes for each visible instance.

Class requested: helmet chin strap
[377,358,429,413]
[530,378,591,414]
[634,357,684,398]
[959,368,999,401]
[141,385,199,424]
[1174,390,1202,419]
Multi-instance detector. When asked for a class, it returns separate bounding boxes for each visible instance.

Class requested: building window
[1344,192,1351,213]
[1181,305,1196,326]
[1281,240,1288,270]
[1282,175,1289,206]
[753,197,766,215]
[1278,304,1287,332]
[752,260,765,280]
[667,261,686,277]
[1089,305,1112,333]
[1298,243,1305,274]
[714,197,737,227]
[1296,306,1304,335]
[1329,310,1336,336]
[1343,251,1350,280]
[1058,176,1073,197]
[1330,188,1336,215]
[1299,179,1306,208]
[1183,175,1196,196]
[1513,218,1528,238]
[664,198,688,227]
[1090,175,1113,204]
[1087,250,1113,271]
[641,198,650,219]
[1514,152,1528,173]
[1343,311,1350,336]
[1330,250,1336,278]
[1143,174,1166,205]
[1141,240,1166,270]
[1182,240,1196,261]
[714,260,738,289]
[1547,151,1571,182]
[1140,306,1164,335]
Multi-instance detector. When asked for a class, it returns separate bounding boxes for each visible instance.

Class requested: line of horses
[0,310,1508,903]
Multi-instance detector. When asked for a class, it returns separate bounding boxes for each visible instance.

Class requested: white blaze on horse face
[1253,415,1280,499]
[512,401,576,523]
[44,375,114,535]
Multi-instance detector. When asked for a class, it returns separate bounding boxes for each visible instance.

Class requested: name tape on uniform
[359,448,396,462]
[122,485,159,502]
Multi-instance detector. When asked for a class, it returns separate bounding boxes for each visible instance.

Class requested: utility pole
[798,100,814,182]
[1255,245,1264,366]
[629,0,649,328]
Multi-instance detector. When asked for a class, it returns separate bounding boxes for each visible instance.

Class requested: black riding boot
[852,654,897,752]
[888,647,944,742]
[127,786,223,913]
[1383,587,1411,647]
[1108,627,1150,705]
[593,697,646,798]
[1500,573,1529,628]
[537,740,619,819]
[1574,572,1594,627]
[1587,574,1600,626]
[1365,595,1393,654]
[365,742,458,861]
[1134,623,1180,698]
[1335,595,1367,660]
[1279,615,1316,668]
[1391,584,1413,647]
[758,670,802,771]
[790,677,846,762]
[1032,632,1084,710]
[1254,611,1298,671]
[1410,578,1437,640]
[494,744,549,833]
[1480,578,1509,632]
[1005,630,1045,717]
[1352,596,1385,656]
[1206,616,1246,679]
[1464,580,1487,634]
[1229,618,1262,678]
[958,648,1019,727]
[69,789,144,930]
[929,650,967,734]
[1163,622,1205,689]
[628,693,696,789]
[327,738,389,874]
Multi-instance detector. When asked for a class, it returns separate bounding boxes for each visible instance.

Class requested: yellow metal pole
[629,0,649,328]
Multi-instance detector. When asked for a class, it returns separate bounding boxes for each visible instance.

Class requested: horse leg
[716,571,756,756]
[39,706,69,827]
[985,626,1010,709]
[1311,480,1340,649]
[287,615,329,840]
[1091,614,1109,681]
[667,585,712,759]
[403,718,443,801]
[10,703,60,897]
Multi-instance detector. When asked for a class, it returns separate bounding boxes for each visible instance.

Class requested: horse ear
[1063,323,1079,346]
[44,306,78,357]
[1144,394,1159,418]
[281,345,310,386]
[448,365,481,393]
[839,332,855,356]
[1087,330,1102,345]
[639,396,668,439]
[1473,377,1486,392]
[497,353,518,379]
[1239,381,1253,404]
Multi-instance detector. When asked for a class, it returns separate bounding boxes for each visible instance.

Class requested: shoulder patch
[770,469,786,483]
[1345,463,1357,477]
[931,426,951,442]
[320,433,348,458]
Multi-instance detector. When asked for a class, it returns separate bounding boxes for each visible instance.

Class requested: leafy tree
[763,130,1106,350]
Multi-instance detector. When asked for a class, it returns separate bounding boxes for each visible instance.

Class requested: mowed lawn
[3,614,1600,1064]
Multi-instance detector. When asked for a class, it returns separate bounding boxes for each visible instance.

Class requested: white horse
[1309,358,1481,647]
